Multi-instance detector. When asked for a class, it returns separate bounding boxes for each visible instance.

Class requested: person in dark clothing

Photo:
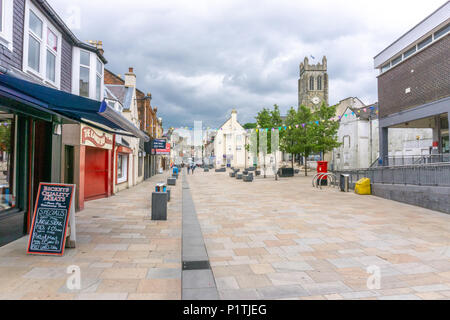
[191,164,196,174]
[187,165,191,174]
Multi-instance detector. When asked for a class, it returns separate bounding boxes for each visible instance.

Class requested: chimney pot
[129,67,134,73]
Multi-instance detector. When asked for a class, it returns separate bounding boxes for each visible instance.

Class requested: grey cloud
[48,0,445,128]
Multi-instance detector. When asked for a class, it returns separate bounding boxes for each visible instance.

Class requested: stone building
[214,110,247,168]
[298,56,329,110]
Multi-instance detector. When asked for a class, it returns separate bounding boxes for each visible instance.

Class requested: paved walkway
[186,170,450,300]
[1,169,449,300]
[0,173,182,300]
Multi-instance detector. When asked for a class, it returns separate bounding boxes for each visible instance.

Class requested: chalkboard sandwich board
[27,183,75,256]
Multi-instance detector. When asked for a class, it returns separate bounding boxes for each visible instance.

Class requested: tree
[281,106,316,176]
[255,105,283,178]
[243,123,257,130]
[310,103,341,157]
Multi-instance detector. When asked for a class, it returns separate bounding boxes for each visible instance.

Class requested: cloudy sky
[48,0,446,129]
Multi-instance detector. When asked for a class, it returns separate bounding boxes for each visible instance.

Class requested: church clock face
[311,96,320,105]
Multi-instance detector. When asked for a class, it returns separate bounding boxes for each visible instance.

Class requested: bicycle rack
[312,173,337,189]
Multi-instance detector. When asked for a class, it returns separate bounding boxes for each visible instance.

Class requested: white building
[331,97,433,170]
[214,110,247,168]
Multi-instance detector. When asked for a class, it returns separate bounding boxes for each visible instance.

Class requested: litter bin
[155,183,167,193]
[355,178,371,195]
[340,174,349,192]
[151,192,168,220]
[317,161,328,186]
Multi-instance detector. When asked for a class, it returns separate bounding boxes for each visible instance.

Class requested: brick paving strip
[181,170,219,300]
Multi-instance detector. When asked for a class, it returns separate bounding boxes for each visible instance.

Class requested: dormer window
[73,48,104,100]
[0,0,13,51]
[79,50,90,97]
[23,1,62,87]
[96,58,103,100]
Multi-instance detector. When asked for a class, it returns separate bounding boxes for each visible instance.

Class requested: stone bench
[278,168,294,177]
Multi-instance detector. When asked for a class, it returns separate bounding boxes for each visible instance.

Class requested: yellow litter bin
[355,178,371,195]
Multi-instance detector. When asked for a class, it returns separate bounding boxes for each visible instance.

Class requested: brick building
[374,2,449,164]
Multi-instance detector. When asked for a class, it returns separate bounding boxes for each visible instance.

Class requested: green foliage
[0,122,11,152]
[243,123,257,129]
[255,105,283,154]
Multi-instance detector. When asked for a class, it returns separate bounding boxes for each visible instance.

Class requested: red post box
[317,161,328,185]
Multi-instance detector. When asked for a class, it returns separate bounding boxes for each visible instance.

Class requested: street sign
[152,139,167,149]
[27,183,76,256]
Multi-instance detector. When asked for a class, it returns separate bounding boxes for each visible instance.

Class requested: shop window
[0,112,16,212]
[138,155,143,177]
[117,153,128,184]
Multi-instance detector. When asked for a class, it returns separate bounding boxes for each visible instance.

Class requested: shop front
[115,137,134,192]
[0,73,148,247]
[82,124,114,201]
[0,77,65,247]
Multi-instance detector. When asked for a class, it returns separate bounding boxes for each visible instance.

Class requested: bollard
[167,178,176,186]
[152,192,168,220]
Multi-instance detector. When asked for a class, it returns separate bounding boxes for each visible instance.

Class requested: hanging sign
[27,183,76,256]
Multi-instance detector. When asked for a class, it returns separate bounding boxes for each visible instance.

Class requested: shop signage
[152,139,167,149]
[154,143,171,155]
[27,183,76,256]
[81,124,113,150]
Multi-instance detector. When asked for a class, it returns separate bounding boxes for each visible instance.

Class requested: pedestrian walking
[191,164,196,174]
[187,165,191,174]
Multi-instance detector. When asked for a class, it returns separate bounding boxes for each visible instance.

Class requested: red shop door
[85,147,108,201]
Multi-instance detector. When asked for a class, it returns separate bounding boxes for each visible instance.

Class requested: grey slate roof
[105,85,134,110]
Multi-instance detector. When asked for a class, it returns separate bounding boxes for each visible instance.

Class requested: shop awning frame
[0,73,149,141]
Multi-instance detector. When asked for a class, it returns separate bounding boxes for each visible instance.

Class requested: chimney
[125,67,136,88]
[87,40,104,56]
[231,109,237,123]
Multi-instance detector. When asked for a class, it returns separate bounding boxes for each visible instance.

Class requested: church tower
[298,56,329,110]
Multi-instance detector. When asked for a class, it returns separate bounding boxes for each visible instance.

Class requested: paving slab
[185,171,450,300]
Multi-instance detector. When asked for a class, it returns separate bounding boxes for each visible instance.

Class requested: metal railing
[333,162,450,187]
[383,154,450,166]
